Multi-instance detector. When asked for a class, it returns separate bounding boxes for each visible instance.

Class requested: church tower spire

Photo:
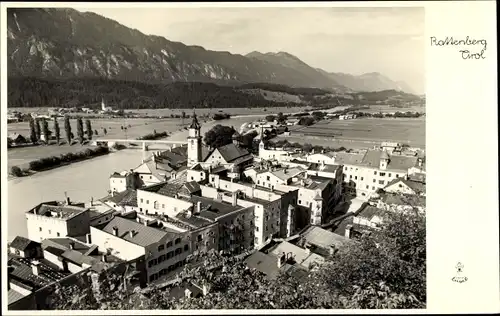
[187,111,202,167]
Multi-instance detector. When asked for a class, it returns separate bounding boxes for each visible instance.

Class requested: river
[7,149,145,242]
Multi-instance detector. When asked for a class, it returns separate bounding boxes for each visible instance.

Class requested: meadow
[276,117,425,149]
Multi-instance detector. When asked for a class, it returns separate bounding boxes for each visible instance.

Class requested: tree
[29,117,38,144]
[203,125,235,149]
[85,119,93,140]
[276,112,286,124]
[103,128,108,135]
[34,118,41,141]
[64,115,72,144]
[54,118,61,145]
[41,118,50,144]
[265,115,275,122]
[76,117,84,144]
[94,129,99,136]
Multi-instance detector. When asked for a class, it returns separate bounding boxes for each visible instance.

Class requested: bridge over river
[91,138,188,151]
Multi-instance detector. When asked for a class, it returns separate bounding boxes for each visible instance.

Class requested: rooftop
[269,167,306,182]
[360,149,418,172]
[379,192,426,207]
[384,178,426,195]
[356,205,385,221]
[8,289,26,306]
[100,216,183,247]
[9,236,41,252]
[268,241,325,270]
[207,143,251,163]
[8,255,70,291]
[333,152,365,165]
[102,189,138,207]
[28,201,88,220]
[308,163,341,173]
[408,172,426,184]
[188,196,242,221]
[301,226,351,250]
[140,180,198,199]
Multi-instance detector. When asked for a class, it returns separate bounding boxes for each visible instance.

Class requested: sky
[76,6,425,94]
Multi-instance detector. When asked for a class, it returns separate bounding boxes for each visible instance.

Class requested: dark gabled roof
[10,236,40,252]
[357,205,384,221]
[183,181,201,194]
[211,143,250,163]
[8,289,26,305]
[189,196,241,221]
[408,172,426,183]
[43,246,65,257]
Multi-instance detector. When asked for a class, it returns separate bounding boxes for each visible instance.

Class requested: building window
[154,201,159,209]
[150,176,152,180]
[167,251,173,259]
[349,175,352,179]
[184,244,189,251]
[191,177,194,180]
[255,226,259,232]
[379,180,385,185]
[374,171,377,175]
[197,235,203,242]
[354,176,357,180]
[174,238,181,244]
[162,204,165,209]
[200,172,203,176]
[146,200,149,204]
[167,241,173,248]
[57,232,60,237]
[175,248,182,255]
[399,184,403,188]
[388,173,392,177]
[298,200,301,204]
[48,230,52,235]
[158,244,165,252]
[39,227,42,232]
[372,186,375,190]
[267,176,270,181]
[361,177,364,181]
[366,185,369,189]
[373,179,376,183]
[379,172,386,176]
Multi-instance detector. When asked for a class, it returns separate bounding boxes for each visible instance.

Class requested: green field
[276,117,425,149]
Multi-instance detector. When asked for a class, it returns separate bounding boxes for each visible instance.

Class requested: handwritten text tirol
[430,36,487,60]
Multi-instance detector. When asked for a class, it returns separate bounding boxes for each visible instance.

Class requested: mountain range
[7,8,416,94]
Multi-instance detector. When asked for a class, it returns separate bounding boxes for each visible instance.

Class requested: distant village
[8,113,426,310]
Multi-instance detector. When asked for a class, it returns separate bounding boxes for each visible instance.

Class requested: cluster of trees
[238,83,330,97]
[298,117,316,126]
[21,146,109,173]
[23,116,96,146]
[46,208,426,310]
[7,77,303,110]
[212,113,231,120]
[267,139,347,154]
[203,125,237,149]
[137,131,169,141]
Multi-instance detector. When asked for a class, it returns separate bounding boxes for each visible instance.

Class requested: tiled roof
[379,192,426,207]
[360,150,417,172]
[301,226,350,249]
[10,236,40,252]
[101,216,179,248]
[42,238,91,255]
[356,205,384,221]
[183,181,201,194]
[384,178,426,195]
[44,246,65,257]
[8,256,69,290]
[8,289,26,305]
[408,172,426,184]
[245,251,282,279]
[212,143,251,163]
[103,189,138,207]
[334,152,365,165]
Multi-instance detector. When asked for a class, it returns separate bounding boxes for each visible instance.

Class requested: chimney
[184,289,192,298]
[144,220,148,226]
[277,252,286,269]
[417,158,423,167]
[129,230,135,238]
[136,217,141,223]
[90,197,94,207]
[31,261,41,276]
[65,196,71,205]
[232,192,238,206]
[112,226,118,236]
[102,254,107,263]
[85,233,92,244]
[69,241,75,250]
[196,201,202,214]
[345,224,352,239]
[329,246,336,256]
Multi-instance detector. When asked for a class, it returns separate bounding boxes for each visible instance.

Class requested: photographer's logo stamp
[452,262,468,283]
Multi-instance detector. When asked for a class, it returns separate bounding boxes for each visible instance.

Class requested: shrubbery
[27,146,109,171]
[10,166,23,177]
[213,113,231,120]
[137,131,168,140]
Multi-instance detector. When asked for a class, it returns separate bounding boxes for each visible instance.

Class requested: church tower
[379,150,390,170]
[187,112,202,167]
